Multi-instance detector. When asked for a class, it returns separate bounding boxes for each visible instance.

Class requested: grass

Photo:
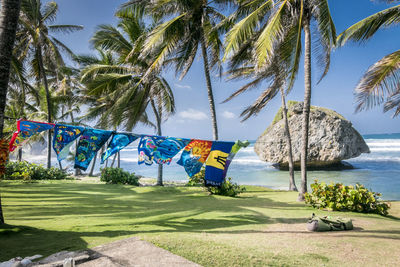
[1,179,399,266]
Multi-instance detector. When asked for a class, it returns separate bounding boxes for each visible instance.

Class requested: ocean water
[18,133,400,200]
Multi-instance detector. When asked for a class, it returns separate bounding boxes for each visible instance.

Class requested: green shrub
[206,177,246,197]
[100,167,139,186]
[5,161,69,181]
[187,168,245,197]
[187,169,205,186]
[305,180,390,216]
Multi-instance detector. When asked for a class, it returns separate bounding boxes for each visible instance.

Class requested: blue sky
[52,0,400,140]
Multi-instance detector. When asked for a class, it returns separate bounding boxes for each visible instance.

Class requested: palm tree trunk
[37,46,52,169]
[151,100,163,186]
[280,88,297,192]
[17,148,22,161]
[111,153,117,168]
[200,30,219,141]
[0,0,22,225]
[117,152,120,168]
[89,152,97,177]
[298,16,312,201]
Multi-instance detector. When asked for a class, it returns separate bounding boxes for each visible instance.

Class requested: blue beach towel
[153,138,191,165]
[137,135,166,165]
[101,133,139,164]
[53,124,85,162]
[74,129,113,171]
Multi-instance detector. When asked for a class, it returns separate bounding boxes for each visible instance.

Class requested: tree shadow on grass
[0,224,138,261]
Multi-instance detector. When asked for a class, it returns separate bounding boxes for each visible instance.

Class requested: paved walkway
[34,237,201,267]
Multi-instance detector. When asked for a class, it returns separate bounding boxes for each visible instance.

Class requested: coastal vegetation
[305,180,390,216]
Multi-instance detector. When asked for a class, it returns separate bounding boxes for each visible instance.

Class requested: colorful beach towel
[153,138,191,165]
[101,133,139,164]
[222,140,250,178]
[74,129,113,171]
[9,120,55,152]
[177,139,213,177]
[138,135,166,165]
[53,124,85,162]
[205,141,235,187]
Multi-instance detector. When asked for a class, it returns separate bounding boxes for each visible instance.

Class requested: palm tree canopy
[223,0,336,119]
[337,2,400,116]
[80,11,175,131]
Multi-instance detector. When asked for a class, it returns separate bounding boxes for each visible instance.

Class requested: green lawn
[1,180,399,266]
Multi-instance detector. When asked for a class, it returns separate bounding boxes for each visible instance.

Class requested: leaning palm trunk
[89,151,97,177]
[0,0,22,224]
[37,46,52,169]
[299,16,312,201]
[280,88,297,191]
[200,30,219,141]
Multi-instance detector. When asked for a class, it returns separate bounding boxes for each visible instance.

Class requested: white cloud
[222,111,235,119]
[178,109,208,120]
[174,83,192,90]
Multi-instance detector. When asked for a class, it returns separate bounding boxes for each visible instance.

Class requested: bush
[187,169,205,186]
[5,161,69,181]
[100,167,139,186]
[305,180,390,216]
[187,168,245,197]
[206,177,246,197]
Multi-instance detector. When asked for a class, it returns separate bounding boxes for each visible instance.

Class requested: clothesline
[9,119,250,187]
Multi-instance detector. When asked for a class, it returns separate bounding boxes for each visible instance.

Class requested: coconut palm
[337,1,400,116]
[16,0,82,168]
[223,30,298,191]
[0,0,22,225]
[224,0,336,200]
[118,0,236,141]
[81,12,175,185]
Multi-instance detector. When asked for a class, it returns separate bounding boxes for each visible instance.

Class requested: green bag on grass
[307,214,353,232]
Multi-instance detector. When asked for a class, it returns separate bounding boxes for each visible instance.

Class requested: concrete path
[33,237,201,267]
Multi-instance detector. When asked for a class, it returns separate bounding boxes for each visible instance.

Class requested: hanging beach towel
[137,135,166,165]
[153,137,191,165]
[9,120,55,152]
[101,133,139,164]
[177,139,213,177]
[222,140,250,179]
[53,124,85,162]
[74,129,113,171]
[205,141,235,187]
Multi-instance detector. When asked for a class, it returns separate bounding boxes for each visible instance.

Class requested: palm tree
[81,12,175,184]
[16,0,82,168]
[337,1,400,116]
[0,0,22,225]
[118,0,235,141]
[224,0,336,200]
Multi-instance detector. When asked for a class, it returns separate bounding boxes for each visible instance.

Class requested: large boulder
[254,101,370,170]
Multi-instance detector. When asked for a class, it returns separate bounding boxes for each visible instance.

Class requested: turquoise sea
[24,133,400,200]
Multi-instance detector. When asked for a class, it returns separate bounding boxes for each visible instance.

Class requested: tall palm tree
[81,12,175,184]
[0,0,22,225]
[119,0,235,141]
[223,33,298,191]
[16,0,82,168]
[337,1,400,116]
[224,0,336,200]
